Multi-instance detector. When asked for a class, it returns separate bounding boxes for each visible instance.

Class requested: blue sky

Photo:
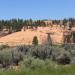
[0,0,75,20]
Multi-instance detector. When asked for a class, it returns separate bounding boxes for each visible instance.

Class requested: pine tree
[32,36,38,45]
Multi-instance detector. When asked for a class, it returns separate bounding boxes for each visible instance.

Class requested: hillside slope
[0,26,64,46]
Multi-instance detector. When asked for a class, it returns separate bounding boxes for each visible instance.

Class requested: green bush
[30,45,52,59]
[0,49,12,68]
[20,56,55,69]
[11,49,24,66]
[50,46,71,65]
[16,45,30,54]
[64,44,75,50]
[0,44,9,50]
[0,43,75,69]
[56,54,71,65]
[30,58,45,69]
[0,47,24,68]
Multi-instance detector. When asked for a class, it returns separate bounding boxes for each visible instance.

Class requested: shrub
[0,44,9,50]
[0,49,12,68]
[20,56,34,68]
[50,46,72,64]
[64,44,75,50]
[0,47,24,67]
[57,54,71,65]
[30,45,52,59]
[20,56,45,69]
[30,58,45,69]
[56,50,71,65]
[16,45,30,54]
[50,47,64,61]
[11,49,23,66]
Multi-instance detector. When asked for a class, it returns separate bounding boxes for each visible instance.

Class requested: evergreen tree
[32,36,38,45]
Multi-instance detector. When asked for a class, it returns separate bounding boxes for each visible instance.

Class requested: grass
[0,64,75,75]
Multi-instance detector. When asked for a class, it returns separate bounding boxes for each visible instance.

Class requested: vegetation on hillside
[0,19,46,33]
[0,43,75,75]
[0,18,75,33]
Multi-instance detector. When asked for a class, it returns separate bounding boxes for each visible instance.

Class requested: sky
[0,0,75,20]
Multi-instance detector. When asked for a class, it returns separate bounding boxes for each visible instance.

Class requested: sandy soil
[0,26,64,46]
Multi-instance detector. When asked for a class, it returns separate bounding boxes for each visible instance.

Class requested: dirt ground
[0,25,64,46]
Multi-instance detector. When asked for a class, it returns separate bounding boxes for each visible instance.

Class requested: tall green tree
[32,36,38,45]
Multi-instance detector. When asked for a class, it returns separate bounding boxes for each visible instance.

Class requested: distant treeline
[0,19,46,33]
[0,18,75,33]
[53,18,75,28]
